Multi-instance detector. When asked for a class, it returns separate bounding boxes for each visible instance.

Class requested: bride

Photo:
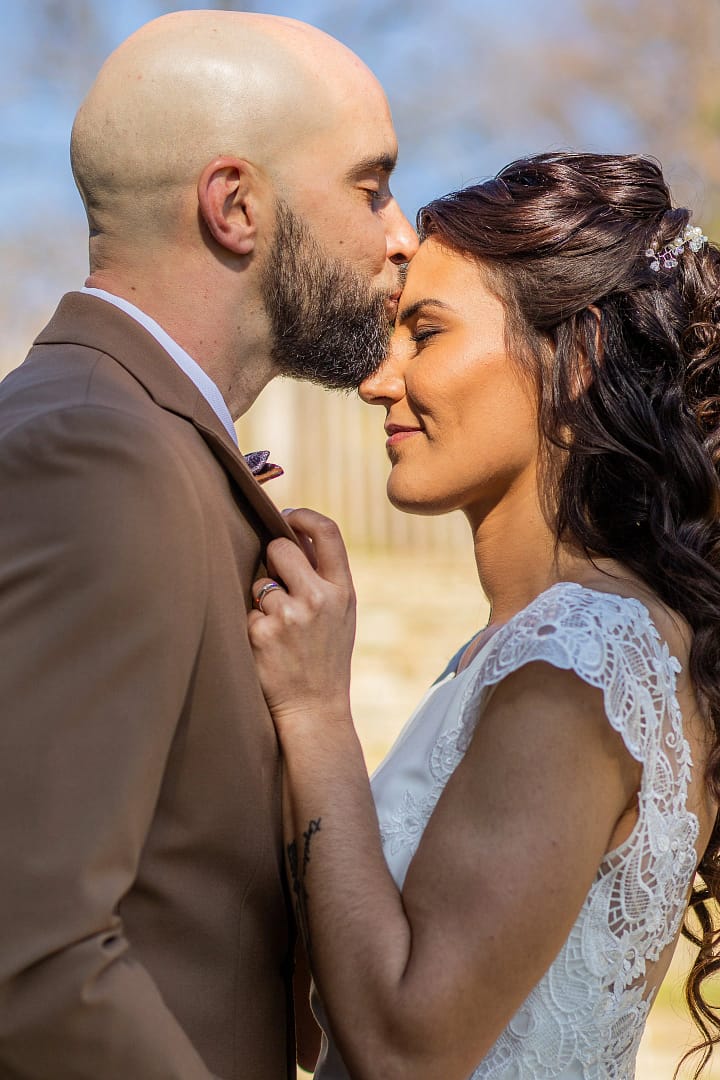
[248,152,720,1079]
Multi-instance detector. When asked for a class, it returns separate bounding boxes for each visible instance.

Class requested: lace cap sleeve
[457,582,684,765]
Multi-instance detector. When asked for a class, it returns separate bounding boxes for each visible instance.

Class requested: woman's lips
[385,424,422,447]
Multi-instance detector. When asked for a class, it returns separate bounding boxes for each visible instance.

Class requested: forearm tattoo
[287,818,322,956]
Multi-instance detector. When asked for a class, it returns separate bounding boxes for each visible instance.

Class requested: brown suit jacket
[0,293,297,1078]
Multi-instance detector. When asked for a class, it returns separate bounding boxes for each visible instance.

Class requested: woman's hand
[248,508,356,725]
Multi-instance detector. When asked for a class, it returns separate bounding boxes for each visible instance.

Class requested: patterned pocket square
[243,450,284,485]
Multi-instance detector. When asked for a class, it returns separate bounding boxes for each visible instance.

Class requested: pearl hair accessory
[645,224,708,272]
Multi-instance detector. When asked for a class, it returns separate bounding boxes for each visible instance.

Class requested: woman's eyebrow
[398,298,453,323]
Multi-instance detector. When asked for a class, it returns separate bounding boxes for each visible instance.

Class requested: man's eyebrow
[345,153,397,181]
[398,298,453,323]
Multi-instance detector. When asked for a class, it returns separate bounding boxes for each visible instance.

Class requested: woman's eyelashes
[410,325,443,346]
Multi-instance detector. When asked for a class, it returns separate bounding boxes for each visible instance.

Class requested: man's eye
[362,187,391,207]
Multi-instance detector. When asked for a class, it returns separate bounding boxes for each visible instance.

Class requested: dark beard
[261,200,393,390]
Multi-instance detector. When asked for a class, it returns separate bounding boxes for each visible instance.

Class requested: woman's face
[358,237,541,527]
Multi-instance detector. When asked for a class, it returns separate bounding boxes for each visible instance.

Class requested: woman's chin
[387,479,456,518]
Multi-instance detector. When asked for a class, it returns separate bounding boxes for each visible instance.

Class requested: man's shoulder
[0,337,190,452]
[4,290,188,425]
[4,335,136,403]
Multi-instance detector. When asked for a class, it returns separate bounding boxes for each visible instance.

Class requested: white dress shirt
[80,286,238,445]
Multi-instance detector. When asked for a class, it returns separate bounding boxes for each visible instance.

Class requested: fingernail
[282,508,295,516]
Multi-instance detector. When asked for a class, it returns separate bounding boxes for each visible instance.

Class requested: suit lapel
[34,292,296,547]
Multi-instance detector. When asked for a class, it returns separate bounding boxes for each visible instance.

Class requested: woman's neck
[466,480,587,626]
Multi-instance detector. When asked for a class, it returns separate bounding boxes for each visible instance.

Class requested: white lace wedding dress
[314,582,700,1079]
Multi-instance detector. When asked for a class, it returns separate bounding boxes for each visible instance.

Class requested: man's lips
[385,423,423,447]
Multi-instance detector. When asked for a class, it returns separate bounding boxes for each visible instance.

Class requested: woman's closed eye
[411,325,444,346]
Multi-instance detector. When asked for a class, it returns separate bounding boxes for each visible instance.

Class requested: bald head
[71,10,388,251]
[68,8,416,399]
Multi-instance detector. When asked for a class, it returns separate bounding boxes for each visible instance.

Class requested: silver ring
[254,581,282,614]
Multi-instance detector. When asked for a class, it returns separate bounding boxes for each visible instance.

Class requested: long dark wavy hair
[419,152,720,1076]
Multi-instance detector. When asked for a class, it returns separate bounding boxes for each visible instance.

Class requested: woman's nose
[358,345,406,406]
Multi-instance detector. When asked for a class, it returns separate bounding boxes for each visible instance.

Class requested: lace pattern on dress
[380,720,466,855]
[379,583,699,1079]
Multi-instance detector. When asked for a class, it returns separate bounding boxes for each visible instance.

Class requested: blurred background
[2,0,720,1075]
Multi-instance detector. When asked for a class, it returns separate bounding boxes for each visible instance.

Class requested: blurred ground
[299,547,720,1080]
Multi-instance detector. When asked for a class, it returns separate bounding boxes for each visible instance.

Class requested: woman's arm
[282,767,322,1073]
[249,511,640,1080]
[294,939,321,1073]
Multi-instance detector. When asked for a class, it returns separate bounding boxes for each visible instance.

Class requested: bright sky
[0,0,628,326]
[0,0,595,229]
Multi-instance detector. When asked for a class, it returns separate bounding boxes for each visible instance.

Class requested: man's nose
[386,201,419,265]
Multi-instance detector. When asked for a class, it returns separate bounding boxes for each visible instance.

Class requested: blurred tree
[525,0,720,234]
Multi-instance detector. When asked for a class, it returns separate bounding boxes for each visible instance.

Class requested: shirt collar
[80,286,238,445]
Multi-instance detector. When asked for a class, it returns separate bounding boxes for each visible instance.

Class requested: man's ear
[197,156,260,256]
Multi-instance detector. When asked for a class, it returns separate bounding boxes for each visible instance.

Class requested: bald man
[0,11,417,1079]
